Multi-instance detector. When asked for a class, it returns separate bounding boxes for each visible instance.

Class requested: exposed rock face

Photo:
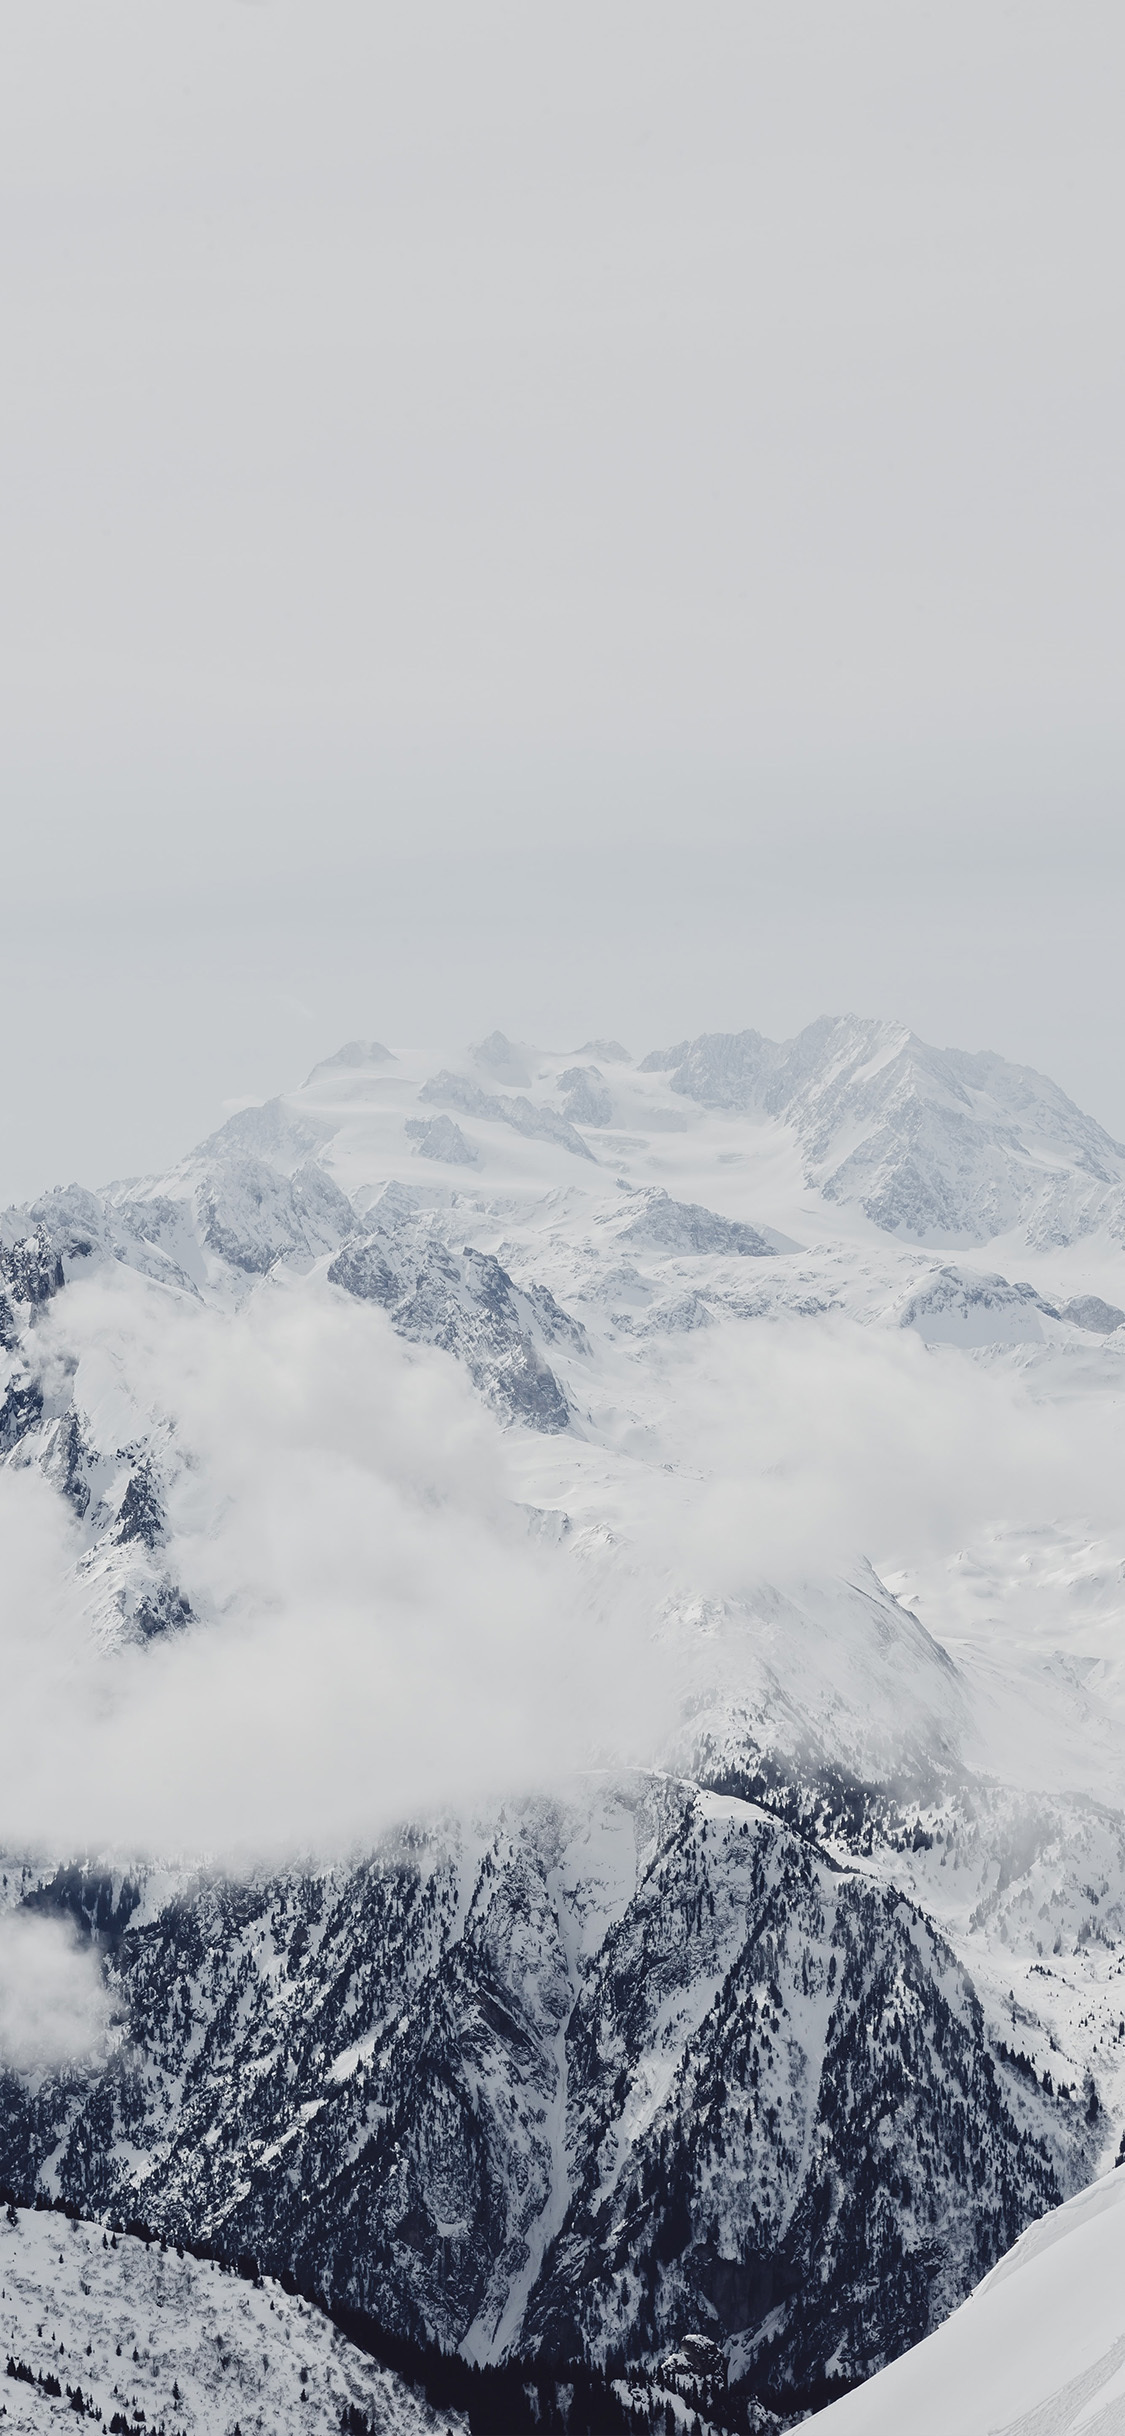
[640,1017,1125,1245]
[113,1457,167,1549]
[1,1140,358,1297]
[0,1370,45,1455]
[0,1298,195,1645]
[0,1780,1087,2411]
[161,1154,357,1277]
[611,1187,777,1259]
[0,1225,66,1307]
[5,1013,1125,2427]
[404,1114,480,1165]
[556,1068,615,1128]
[419,1073,595,1161]
[1060,1293,1125,1333]
[328,1220,584,1432]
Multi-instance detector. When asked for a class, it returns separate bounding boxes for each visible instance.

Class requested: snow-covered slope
[805,2162,1125,2435]
[0,2205,453,2435]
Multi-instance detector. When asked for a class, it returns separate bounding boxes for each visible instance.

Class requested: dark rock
[115,1463,167,1551]
[0,1373,45,1455]
[404,1117,479,1167]
[328,1228,580,1432]
[51,1411,94,1519]
[0,1229,65,1308]
[131,1580,193,1641]
[1060,1295,1125,1334]
[613,1188,775,1259]
[0,1782,1085,2413]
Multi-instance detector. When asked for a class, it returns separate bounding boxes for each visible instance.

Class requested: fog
[0,1269,667,1857]
[2,1259,1123,1863]
[1,2,1123,1196]
[0,1913,115,2075]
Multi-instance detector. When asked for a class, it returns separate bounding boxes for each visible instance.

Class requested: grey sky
[1,2,1123,1198]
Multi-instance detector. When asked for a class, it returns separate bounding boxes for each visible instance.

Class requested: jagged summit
[642,1014,1125,1244]
[305,1039,394,1084]
[470,1029,534,1086]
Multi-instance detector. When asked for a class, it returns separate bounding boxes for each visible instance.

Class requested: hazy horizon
[2,1,1123,1195]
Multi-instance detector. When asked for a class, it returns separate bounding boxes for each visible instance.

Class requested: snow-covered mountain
[3,1013,1125,2427]
[0,1782,1086,2413]
[641,1015,1125,1246]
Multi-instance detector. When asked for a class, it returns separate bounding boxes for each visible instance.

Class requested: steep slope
[640,1016,1125,1246]
[0,2204,453,2435]
[805,2162,1125,2435]
[0,1781,1095,2413]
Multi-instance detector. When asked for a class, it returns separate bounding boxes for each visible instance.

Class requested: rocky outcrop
[640,1018,1125,1246]
[610,1187,777,1259]
[556,1069,615,1128]
[405,1115,480,1165]
[328,1219,583,1432]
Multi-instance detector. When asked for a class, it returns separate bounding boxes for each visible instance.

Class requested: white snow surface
[805,2162,1125,2434]
[0,2205,455,2434]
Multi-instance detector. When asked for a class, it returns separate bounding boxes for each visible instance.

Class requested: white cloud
[3,1260,1124,1863]
[0,1912,113,2077]
[0,1268,663,1860]
[626,1312,1122,1590]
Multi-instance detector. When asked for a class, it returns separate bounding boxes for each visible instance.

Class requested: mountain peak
[304,1040,394,1084]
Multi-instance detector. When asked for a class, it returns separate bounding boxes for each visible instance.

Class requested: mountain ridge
[4,1010,1125,2425]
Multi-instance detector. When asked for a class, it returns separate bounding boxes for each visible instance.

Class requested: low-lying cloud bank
[0,1271,662,1859]
[3,1263,1125,1867]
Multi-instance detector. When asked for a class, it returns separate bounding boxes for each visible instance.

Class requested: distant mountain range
[641,1016,1125,1246]
[3,1014,1125,2431]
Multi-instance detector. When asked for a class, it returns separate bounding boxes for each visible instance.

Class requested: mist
[3,1254,1123,1863]
[0,1912,115,2077]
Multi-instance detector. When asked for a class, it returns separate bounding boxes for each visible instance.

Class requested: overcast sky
[1,1,1123,1199]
